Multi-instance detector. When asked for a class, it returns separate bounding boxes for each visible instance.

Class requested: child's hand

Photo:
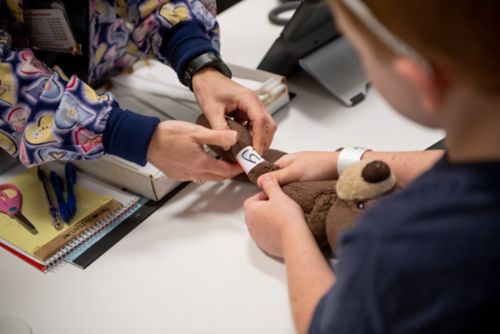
[266,151,341,185]
[243,175,307,258]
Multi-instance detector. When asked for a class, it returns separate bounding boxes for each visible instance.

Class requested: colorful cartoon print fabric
[0,0,219,166]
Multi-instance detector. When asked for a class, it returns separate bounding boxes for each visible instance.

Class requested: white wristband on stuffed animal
[236,146,265,174]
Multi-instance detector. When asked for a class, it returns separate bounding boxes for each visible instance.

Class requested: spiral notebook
[0,163,141,272]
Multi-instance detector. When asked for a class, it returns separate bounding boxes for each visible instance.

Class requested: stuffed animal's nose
[361,161,391,183]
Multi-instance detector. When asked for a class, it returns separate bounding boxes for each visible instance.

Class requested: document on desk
[0,165,141,272]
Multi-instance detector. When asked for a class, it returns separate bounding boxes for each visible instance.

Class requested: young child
[243,0,500,333]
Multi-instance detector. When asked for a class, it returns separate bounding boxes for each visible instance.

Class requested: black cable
[268,1,301,26]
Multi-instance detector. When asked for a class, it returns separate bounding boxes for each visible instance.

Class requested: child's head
[328,0,500,128]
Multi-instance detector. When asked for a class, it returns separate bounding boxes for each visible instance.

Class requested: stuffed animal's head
[326,160,398,252]
[196,114,285,183]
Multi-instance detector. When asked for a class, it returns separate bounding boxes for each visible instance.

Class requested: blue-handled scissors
[0,184,38,235]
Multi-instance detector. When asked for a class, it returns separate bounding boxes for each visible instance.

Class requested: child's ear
[392,57,448,115]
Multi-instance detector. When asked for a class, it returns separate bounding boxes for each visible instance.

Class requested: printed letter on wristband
[236,146,265,174]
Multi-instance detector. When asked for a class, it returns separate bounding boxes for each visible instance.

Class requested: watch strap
[182,52,232,90]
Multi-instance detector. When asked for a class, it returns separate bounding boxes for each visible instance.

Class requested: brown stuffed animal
[196,115,398,253]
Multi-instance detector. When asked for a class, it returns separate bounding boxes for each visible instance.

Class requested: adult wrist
[336,146,371,176]
[159,20,217,83]
[181,51,232,91]
[191,67,228,92]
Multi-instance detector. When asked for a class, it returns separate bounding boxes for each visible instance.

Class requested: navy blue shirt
[309,156,500,333]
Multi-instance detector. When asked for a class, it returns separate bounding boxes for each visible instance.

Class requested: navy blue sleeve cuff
[103,107,160,166]
[160,20,217,83]
[308,293,329,334]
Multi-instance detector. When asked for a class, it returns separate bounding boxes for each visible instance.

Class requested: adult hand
[265,151,341,185]
[192,67,276,154]
[147,120,241,181]
[243,175,306,258]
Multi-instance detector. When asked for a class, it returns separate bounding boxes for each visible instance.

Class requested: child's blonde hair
[333,0,500,94]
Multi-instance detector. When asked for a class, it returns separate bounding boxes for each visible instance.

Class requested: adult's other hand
[147,120,241,181]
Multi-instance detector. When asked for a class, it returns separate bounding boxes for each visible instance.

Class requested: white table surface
[0,1,443,333]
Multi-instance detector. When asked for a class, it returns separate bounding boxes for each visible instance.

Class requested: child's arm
[267,150,444,187]
[282,211,335,334]
[244,175,335,334]
[363,150,444,186]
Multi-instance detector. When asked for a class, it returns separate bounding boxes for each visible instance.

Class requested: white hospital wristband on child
[336,146,371,176]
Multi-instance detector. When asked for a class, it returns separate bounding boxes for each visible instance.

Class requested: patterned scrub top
[0,0,219,166]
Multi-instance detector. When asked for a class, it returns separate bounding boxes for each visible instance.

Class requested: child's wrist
[335,146,371,177]
[329,151,341,179]
[282,216,312,246]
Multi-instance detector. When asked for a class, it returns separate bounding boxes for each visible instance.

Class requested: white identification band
[236,146,265,174]
[337,146,370,176]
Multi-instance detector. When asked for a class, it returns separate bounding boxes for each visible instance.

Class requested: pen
[37,168,64,230]
[50,171,72,223]
[65,163,77,219]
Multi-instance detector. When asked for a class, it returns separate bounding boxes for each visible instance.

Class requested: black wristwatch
[181,51,232,90]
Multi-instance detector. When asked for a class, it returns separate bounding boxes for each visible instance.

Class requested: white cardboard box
[72,156,178,201]
[73,61,290,200]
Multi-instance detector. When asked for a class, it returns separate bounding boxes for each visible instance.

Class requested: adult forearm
[282,222,335,334]
[130,0,220,82]
[0,30,143,166]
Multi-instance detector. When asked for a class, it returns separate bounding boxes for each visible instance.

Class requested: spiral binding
[63,198,148,266]
[44,197,143,272]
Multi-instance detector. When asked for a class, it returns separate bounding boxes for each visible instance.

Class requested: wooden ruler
[34,199,123,261]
